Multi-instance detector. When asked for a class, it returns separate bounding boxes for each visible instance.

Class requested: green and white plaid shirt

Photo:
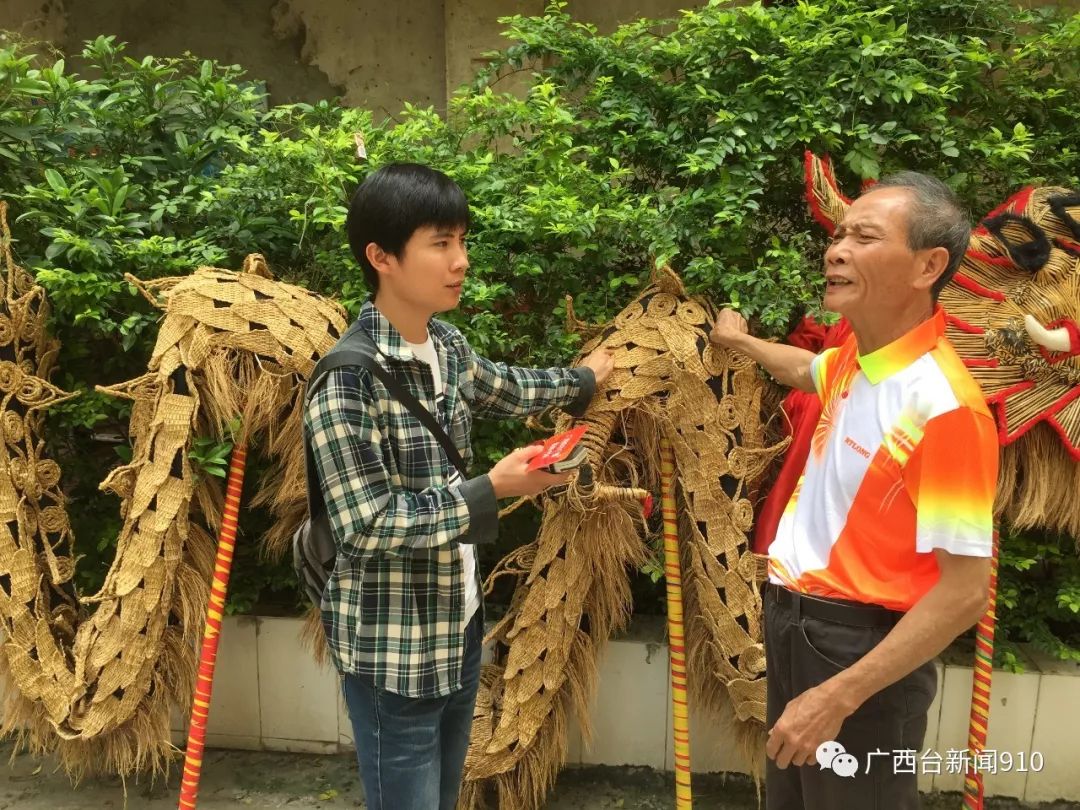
[304,301,593,698]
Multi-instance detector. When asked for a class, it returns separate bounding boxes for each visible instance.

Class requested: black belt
[765,582,903,629]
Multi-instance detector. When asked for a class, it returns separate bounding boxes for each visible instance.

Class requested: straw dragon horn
[1024,314,1077,354]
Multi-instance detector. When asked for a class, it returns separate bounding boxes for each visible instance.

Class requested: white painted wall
[173,615,1080,803]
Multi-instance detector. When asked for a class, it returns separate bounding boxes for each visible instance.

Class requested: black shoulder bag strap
[306,329,469,479]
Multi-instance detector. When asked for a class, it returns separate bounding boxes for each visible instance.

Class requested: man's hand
[488,446,573,499]
[710,308,749,348]
[581,348,615,385]
[709,309,816,392]
[765,552,991,771]
[766,682,850,769]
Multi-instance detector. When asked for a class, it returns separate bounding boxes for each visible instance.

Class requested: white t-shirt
[406,336,482,624]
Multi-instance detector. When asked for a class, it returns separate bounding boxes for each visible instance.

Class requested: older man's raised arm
[710,308,817,393]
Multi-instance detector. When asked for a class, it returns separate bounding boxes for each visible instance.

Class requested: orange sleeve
[904,407,998,556]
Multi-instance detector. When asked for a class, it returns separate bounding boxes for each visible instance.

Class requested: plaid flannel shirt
[304,301,594,698]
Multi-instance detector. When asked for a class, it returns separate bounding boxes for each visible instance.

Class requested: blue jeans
[342,612,483,810]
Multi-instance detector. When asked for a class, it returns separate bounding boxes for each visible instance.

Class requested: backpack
[293,323,468,609]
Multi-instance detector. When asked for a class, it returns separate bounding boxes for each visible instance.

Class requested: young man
[304,163,613,810]
[711,173,997,810]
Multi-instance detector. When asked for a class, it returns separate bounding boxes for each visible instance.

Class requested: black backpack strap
[305,334,469,479]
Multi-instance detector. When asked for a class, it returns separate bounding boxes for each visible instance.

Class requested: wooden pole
[962,529,1000,810]
[660,437,692,809]
[178,444,248,810]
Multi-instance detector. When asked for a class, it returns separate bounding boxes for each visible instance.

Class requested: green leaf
[112,186,130,215]
[44,169,68,194]
[44,242,67,260]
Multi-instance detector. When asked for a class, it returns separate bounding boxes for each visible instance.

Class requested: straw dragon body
[0,156,1077,808]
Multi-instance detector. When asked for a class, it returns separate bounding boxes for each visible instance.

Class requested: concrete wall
[0,0,65,42]
[0,0,698,114]
[0,0,340,103]
[444,0,543,105]
[3,1,1077,114]
[272,0,447,113]
[268,0,698,114]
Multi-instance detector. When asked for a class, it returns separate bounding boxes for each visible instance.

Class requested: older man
[711,173,997,810]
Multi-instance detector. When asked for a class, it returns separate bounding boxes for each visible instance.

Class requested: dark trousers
[342,611,483,810]
[764,584,937,810]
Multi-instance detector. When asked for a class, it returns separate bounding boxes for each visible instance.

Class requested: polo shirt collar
[857,306,945,384]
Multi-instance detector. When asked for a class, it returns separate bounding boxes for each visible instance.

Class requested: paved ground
[2,743,1078,809]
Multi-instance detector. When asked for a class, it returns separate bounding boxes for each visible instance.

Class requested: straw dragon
[0,152,1077,809]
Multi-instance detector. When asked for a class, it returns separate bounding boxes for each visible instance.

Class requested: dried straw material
[804,153,1080,537]
[0,225,347,777]
[2,208,779,799]
[463,268,786,810]
[0,199,126,773]
[124,257,349,559]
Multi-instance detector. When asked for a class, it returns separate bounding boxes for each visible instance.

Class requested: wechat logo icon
[816,740,859,778]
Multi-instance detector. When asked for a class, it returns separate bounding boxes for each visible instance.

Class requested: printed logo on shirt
[844,436,872,459]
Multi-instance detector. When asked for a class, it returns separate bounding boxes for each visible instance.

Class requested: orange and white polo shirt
[767,307,998,612]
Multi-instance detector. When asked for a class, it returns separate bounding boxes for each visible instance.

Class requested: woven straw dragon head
[805,152,1080,537]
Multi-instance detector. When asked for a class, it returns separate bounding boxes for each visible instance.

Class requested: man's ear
[914,245,950,292]
[365,242,395,277]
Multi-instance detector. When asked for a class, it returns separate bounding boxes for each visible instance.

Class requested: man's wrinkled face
[822,187,927,322]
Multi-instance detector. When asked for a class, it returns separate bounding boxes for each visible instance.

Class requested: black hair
[345,163,471,293]
[870,172,971,301]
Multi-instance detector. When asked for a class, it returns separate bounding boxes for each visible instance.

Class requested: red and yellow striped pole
[962,528,1000,810]
[178,444,248,810]
[660,437,692,809]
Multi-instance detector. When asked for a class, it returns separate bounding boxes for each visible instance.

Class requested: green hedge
[1,0,1078,664]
